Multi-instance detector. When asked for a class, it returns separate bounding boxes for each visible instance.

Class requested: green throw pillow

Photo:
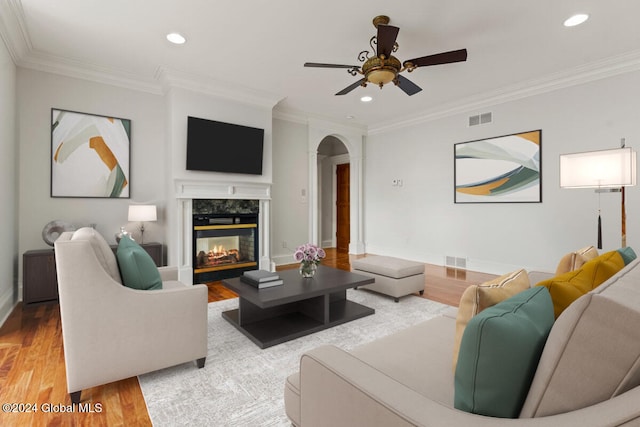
[617,247,637,265]
[116,237,162,290]
[454,286,554,418]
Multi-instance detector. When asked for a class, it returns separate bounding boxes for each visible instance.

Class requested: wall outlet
[282,241,287,248]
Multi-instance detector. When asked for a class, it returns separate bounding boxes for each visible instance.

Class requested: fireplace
[193,210,259,283]
[174,183,271,285]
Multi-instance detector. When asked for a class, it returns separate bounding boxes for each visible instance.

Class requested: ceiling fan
[304,15,467,96]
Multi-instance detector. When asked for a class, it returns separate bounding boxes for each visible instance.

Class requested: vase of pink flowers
[294,243,326,278]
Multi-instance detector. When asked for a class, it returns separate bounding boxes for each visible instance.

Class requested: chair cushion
[536,250,625,318]
[116,237,162,290]
[71,227,122,284]
[452,269,529,370]
[555,246,599,275]
[454,286,554,418]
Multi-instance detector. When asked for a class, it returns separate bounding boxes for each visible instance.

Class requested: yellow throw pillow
[555,246,599,275]
[537,250,624,318]
[452,269,530,371]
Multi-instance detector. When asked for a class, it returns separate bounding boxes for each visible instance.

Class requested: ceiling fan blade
[335,78,367,96]
[396,75,422,96]
[304,62,360,69]
[404,48,468,68]
[376,24,400,58]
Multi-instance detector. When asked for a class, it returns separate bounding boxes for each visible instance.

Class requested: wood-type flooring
[0,248,495,426]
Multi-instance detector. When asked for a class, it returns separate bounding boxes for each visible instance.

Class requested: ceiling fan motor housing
[363,55,401,86]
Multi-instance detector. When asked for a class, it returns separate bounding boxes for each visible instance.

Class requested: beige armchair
[54,228,208,404]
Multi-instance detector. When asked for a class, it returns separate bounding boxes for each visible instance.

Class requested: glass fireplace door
[193,224,257,274]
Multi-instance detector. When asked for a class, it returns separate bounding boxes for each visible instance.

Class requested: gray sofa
[284,258,640,426]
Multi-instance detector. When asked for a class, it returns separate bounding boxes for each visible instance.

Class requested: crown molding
[273,105,368,134]
[156,67,283,110]
[0,0,31,63]
[19,50,163,95]
[307,116,367,136]
[368,50,640,135]
[272,107,309,125]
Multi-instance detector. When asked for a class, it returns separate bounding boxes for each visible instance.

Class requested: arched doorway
[317,136,350,252]
[307,121,365,255]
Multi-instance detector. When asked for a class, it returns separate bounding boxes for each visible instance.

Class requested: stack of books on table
[240,270,283,289]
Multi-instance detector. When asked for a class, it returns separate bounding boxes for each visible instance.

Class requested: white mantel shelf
[175,180,271,201]
[174,179,273,284]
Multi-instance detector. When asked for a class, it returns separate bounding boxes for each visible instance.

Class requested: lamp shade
[128,205,157,222]
[560,147,636,189]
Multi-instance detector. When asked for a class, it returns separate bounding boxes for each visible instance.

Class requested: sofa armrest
[298,345,640,427]
[158,266,178,281]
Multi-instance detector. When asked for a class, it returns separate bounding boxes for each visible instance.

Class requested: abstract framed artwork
[454,130,541,203]
[51,108,131,198]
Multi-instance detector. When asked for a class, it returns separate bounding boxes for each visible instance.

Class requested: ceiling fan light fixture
[367,69,396,85]
[563,13,589,27]
[362,55,401,86]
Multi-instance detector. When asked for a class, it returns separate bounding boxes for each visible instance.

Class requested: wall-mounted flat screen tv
[186,116,264,175]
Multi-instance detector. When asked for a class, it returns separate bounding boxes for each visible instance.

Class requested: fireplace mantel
[175,180,271,201]
[174,179,272,284]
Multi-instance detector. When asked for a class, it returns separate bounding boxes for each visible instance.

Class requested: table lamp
[128,205,157,244]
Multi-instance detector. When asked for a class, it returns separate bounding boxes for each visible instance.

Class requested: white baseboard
[363,244,530,276]
[0,287,17,328]
[271,253,296,266]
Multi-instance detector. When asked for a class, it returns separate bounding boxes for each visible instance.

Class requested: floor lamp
[560,146,636,249]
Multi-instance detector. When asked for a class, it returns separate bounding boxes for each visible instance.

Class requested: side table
[23,249,58,304]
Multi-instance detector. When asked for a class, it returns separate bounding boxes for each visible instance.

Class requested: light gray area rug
[139,289,450,426]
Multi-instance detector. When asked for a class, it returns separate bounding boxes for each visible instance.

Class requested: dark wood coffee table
[221,265,375,348]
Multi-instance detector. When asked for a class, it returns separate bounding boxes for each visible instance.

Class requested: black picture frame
[51,108,131,198]
[454,130,542,203]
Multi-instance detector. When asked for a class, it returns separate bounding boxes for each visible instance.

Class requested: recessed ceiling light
[564,13,589,27]
[360,96,373,103]
[166,32,186,44]
[346,115,355,120]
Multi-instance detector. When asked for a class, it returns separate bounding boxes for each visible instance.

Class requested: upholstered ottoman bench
[352,255,425,302]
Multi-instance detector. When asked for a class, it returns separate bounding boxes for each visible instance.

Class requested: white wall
[16,69,165,296]
[0,36,17,324]
[365,70,640,274]
[271,118,309,265]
